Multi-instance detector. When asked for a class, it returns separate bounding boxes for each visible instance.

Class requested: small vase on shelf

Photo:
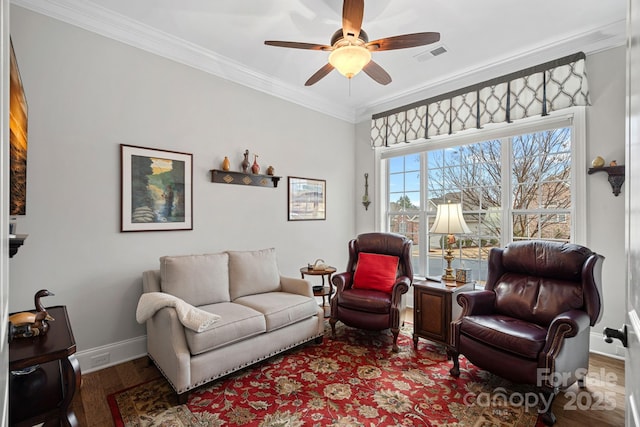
[222,156,230,171]
[241,150,250,173]
[251,154,260,174]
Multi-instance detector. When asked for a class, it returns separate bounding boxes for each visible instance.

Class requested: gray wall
[8,6,356,370]
[584,46,626,355]
[354,46,628,358]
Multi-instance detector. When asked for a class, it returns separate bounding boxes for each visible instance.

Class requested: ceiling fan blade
[366,32,441,51]
[363,60,392,85]
[305,63,335,86]
[342,0,364,39]
[264,41,331,51]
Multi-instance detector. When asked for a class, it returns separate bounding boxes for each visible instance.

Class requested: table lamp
[430,202,470,282]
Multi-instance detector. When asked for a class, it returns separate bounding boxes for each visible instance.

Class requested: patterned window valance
[371,52,589,147]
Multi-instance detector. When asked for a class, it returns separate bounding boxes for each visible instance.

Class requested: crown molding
[12,0,625,125]
[11,0,357,123]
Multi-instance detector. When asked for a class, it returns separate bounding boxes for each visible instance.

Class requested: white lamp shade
[430,203,471,235]
[329,45,371,78]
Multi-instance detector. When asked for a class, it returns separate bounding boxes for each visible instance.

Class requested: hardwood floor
[72,356,162,426]
[71,311,626,426]
[550,353,626,427]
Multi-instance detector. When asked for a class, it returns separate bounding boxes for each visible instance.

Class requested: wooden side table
[9,305,81,427]
[412,280,474,348]
[300,266,337,318]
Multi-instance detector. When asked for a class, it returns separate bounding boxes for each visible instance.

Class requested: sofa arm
[456,290,496,317]
[332,272,353,294]
[539,310,592,388]
[450,291,496,351]
[391,276,411,306]
[142,270,162,293]
[280,275,313,297]
[543,310,590,350]
[146,306,192,393]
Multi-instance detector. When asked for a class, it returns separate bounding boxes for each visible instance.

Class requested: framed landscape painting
[288,176,326,221]
[121,144,193,231]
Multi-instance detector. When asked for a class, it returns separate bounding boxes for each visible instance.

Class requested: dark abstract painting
[9,39,27,216]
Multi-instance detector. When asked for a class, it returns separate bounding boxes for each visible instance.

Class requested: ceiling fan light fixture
[265,1,439,86]
[329,45,371,79]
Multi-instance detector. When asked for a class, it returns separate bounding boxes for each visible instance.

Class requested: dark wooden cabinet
[9,305,80,426]
[413,280,474,348]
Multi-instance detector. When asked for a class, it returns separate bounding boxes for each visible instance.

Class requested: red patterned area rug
[108,324,543,426]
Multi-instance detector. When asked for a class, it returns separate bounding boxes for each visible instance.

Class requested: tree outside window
[386,127,572,282]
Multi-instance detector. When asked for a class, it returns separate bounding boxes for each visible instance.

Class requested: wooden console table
[413,279,474,348]
[9,305,81,426]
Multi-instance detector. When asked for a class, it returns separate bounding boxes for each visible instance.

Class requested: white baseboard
[76,335,147,374]
[589,330,624,359]
[76,328,621,375]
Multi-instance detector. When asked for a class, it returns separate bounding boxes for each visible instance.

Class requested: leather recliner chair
[449,240,604,425]
[330,232,413,352]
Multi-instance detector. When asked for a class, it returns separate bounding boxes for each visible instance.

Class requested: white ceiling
[13,0,627,122]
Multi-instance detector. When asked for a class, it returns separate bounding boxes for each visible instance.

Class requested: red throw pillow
[353,252,400,293]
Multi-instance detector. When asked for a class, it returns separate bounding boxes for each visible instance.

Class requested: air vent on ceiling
[414,44,448,62]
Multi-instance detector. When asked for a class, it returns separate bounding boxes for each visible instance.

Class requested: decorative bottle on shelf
[251,154,260,174]
[222,156,230,171]
[241,150,250,173]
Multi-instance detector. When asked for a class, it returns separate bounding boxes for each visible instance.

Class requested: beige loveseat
[140,248,325,402]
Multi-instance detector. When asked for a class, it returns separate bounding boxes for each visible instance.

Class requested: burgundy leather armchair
[449,240,604,425]
[330,232,413,352]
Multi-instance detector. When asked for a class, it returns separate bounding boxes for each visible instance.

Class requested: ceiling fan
[264,0,440,86]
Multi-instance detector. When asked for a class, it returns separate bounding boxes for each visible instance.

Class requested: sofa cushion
[184,302,265,355]
[160,253,230,306]
[460,314,547,359]
[337,288,392,314]
[502,240,592,282]
[228,248,281,300]
[494,273,583,326]
[234,292,318,332]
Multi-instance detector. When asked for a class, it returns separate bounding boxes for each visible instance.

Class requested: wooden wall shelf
[210,170,281,188]
[588,165,625,196]
[9,234,27,258]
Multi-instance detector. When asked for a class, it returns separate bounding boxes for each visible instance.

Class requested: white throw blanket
[136,292,221,333]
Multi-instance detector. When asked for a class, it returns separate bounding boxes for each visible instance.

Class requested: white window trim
[374,107,587,246]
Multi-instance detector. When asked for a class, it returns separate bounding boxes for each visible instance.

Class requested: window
[511,128,572,242]
[388,154,421,267]
[425,139,503,281]
[379,112,584,283]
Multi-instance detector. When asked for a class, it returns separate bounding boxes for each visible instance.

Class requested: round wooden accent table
[300,266,337,318]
